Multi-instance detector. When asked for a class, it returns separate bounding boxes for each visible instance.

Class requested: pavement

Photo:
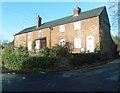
[1,58,120,91]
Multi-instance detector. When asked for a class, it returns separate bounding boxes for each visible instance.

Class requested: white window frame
[23,42,26,47]
[59,39,65,47]
[16,35,19,40]
[38,30,42,38]
[74,21,81,30]
[28,33,31,39]
[35,40,40,50]
[28,42,32,50]
[74,38,81,48]
[60,25,65,32]
[16,43,19,47]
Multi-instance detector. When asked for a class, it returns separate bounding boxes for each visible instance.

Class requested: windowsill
[74,47,81,48]
[74,29,80,31]
[60,31,65,33]
[38,36,42,38]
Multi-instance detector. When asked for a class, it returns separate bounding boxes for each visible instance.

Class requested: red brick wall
[14,16,100,53]
[14,33,27,47]
[49,16,100,53]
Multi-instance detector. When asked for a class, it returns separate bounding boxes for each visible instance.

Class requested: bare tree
[108,1,120,36]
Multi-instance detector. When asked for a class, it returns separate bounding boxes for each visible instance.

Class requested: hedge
[2,46,103,72]
[70,53,100,67]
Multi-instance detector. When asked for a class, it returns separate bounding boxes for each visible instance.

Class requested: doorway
[86,36,94,53]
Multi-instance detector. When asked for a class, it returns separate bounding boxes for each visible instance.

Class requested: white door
[86,36,94,52]
[35,40,40,50]
[28,42,32,50]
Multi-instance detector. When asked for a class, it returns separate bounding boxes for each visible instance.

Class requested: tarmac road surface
[1,59,120,91]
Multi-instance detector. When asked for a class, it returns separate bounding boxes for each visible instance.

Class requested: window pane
[74,38,81,48]
[28,33,31,39]
[38,30,42,37]
[60,25,65,32]
[28,42,31,50]
[16,35,19,40]
[74,22,81,30]
[16,43,19,47]
[59,39,65,46]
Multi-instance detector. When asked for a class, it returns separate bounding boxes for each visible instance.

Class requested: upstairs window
[74,38,81,48]
[74,21,81,30]
[59,39,65,47]
[16,35,19,40]
[28,33,31,39]
[60,25,65,32]
[38,30,42,38]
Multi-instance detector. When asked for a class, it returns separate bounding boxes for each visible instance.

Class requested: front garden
[2,44,119,73]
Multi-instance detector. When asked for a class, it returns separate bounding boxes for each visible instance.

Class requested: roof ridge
[42,6,105,25]
[42,15,72,25]
[82,6,105,14]
[14,6,106,36]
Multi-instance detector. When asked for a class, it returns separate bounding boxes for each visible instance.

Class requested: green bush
[50,44,69,57]
[2,45,101,72]
[70,53,100,67]
[95,43,100,53]
[22,56,59,72]
[56,57,71,71]
[40,46,49,57]
[32,40,36,52]
[2,48,28,70]
[2,46,60,72]
[15,46,28,56]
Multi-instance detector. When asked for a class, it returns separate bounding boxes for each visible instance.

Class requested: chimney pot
[73,6,81,16]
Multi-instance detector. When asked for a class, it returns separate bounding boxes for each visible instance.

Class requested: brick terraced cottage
[14,6,118,57]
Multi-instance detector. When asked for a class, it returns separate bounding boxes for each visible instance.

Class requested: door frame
[86,36,94,53]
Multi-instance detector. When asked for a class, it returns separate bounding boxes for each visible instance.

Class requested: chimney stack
[36,15,42,28]
[73,6,81,16]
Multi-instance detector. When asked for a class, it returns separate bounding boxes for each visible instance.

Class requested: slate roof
[14,6,105,36]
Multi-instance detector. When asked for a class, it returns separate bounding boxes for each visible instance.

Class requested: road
[1,59,120,91]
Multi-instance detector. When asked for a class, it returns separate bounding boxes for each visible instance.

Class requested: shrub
[2,53,27,70]
[50,44,69,57]
[2,46,28,70]
[32,40,36,52]
[56,57,71,71]
[22,56,59,72]
[2,45,101,72]
[4,46,14,54]
[40,46,49,57]
[15,46,28,56]
[95,43,100,53]
[70,53,100,67]
[2,46,60,72]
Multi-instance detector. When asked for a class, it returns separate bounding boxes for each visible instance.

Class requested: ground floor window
[59,39,65,47]
[23,42,26,47]
[74,38,81,48]
[28,42,32,50]
[16,43,19,47]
